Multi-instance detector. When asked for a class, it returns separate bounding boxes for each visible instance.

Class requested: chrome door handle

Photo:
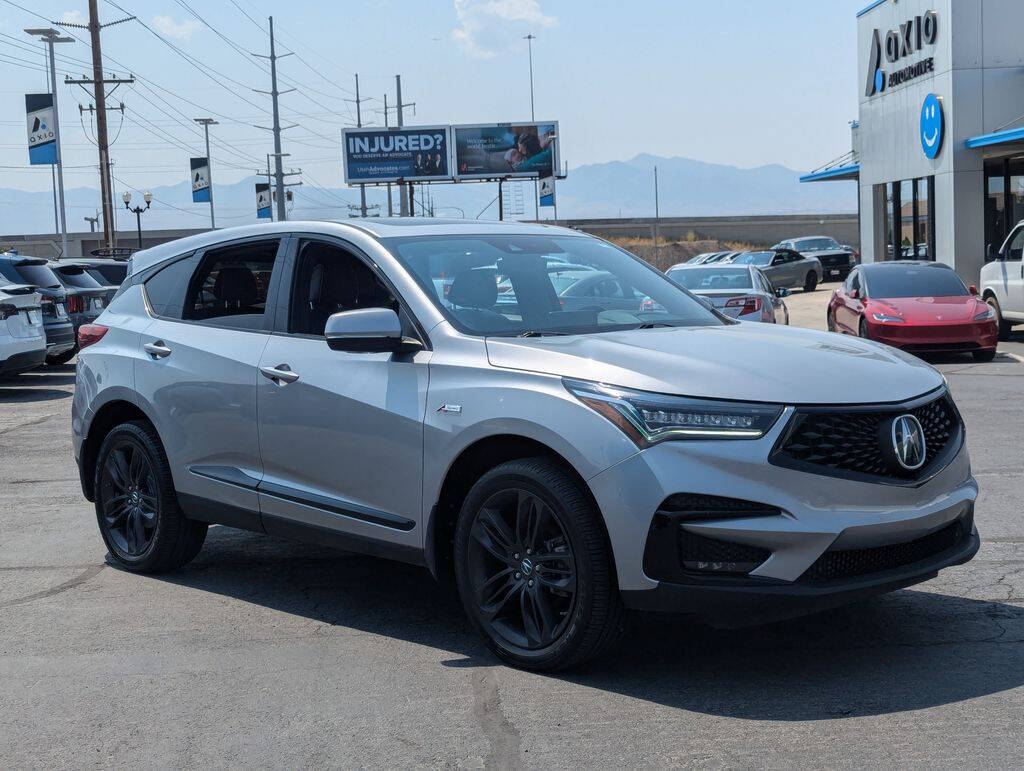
[144,341,172,358]
[260,364,299,384]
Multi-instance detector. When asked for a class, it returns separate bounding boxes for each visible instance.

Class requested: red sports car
[828,261,998,362]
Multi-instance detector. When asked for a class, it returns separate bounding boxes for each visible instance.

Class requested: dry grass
[608,236,754,271]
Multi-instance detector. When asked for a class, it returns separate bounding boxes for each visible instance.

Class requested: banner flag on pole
[26,93,57,165]
[190,157,211,203]
[538,175,556,207]
[256,182,272,219]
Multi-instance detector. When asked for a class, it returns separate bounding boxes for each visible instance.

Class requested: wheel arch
[425,434,614,583]
[80,398,155,501]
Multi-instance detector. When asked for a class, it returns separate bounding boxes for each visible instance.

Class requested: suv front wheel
[94,421,207,573]
[454,458,623,671]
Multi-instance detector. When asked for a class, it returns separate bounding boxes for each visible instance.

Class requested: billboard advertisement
[256,183,271,219]
[25,93,57,165]
[190,157,210,203]
[342,126,451,184]
[453,122,558,180]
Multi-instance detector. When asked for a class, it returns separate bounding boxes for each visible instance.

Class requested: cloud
[452,0,557,59]
[151,15,202,41]
[59,10,85,25]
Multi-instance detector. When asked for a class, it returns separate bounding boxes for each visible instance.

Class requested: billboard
[190,157,210,203]
[342,126,451,184]
[25,93,57,165]
[256,183,271,219]
[453,122,558,180]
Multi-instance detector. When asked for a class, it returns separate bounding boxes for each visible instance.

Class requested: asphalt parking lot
[2,282,1023,768]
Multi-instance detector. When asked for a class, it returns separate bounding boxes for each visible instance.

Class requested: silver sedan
[666,263,790,324]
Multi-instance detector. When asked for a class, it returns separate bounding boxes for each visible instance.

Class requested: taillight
[67,295,84,314]
[725,296,763,316]
[77,323,108,349]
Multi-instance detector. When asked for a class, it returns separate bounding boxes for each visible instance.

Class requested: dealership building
[802,0,1024,281]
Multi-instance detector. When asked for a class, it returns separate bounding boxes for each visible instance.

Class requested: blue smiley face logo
[921,93,944,159]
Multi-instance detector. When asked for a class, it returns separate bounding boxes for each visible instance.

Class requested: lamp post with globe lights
[123,191,152,250]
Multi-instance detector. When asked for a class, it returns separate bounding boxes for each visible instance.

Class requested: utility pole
[653,165,661,264]
[194,118,218,229]
[26,28,72,258]
[58,2,134,248]
[345,74,372,217]
[254,16,295,221]
[394,75,415,216]
[383,93,392,216]
[84,212,98,232]
[524,34,538,220]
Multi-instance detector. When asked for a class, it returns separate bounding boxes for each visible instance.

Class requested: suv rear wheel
[94,421,207,573]
[454,458,623,671]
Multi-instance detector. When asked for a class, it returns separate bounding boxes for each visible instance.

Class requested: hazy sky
[0,0,864,199]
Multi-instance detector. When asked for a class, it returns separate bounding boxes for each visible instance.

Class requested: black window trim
[269,232,433,350]
[137,234,290,334]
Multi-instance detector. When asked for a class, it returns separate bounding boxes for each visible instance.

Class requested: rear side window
[144,253,199,319]
[183,240,281,329]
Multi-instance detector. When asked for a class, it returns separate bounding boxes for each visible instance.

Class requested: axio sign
[865,9,939,97]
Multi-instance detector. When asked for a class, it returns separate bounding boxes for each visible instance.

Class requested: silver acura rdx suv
[72,219,979,670]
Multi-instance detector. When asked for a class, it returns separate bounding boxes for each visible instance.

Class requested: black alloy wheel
[99,439,159,558]
[466,488,577,651]
[827,310,836,332]
[94,421,207,572]
[804,272,818,292]
[454,458,623,671]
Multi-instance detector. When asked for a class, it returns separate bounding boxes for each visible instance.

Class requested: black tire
[94,420,207,573]
[986,296,1012,341]
[859,318,870,339]
[803,272,818,292]
[454,458,623,671]
[46,346,77,365]
[826,309,836,332]
[973,349,997,363]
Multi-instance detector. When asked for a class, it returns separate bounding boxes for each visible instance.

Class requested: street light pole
[653,165,661,265]
[194,118,218,229]
[122,190,152,250]
[26,28,73,259]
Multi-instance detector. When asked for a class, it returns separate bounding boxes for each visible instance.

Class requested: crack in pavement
[0,564,105,609]
[471,668,522,769]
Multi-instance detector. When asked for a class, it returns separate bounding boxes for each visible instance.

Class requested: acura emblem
[891,414,927,471]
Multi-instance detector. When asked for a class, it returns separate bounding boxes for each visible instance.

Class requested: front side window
[287,239,401,337]
[1005,226,1024,262]
[864,267,968,299]
[385,233,722,336]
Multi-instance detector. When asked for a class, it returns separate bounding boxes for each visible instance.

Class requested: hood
[485,323,943,405]
[868,296,985,323]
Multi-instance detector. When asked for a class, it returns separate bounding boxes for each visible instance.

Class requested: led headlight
[871,312,904,323]
[564,379,783,447]
[974,306,996,321]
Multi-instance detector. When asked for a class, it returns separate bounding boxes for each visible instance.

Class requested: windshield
[667,266,752,290]
[865,267,968,298]
[794,238,839,252]
[385,233,723,336]
[731,251,773,267]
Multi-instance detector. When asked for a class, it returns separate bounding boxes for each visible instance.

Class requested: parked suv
[981,220,1024,339]
[0,282,46,376]
[0,254,75,363]
[773,236,857,281]
[73,220,979,671]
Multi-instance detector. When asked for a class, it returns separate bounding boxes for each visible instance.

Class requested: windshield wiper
[516,330,570,338]
[635,322,676,329]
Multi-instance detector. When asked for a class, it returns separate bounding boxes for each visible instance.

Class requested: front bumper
[587,398,979,621]
[868,319,998,353]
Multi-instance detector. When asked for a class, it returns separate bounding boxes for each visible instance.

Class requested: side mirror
[849,288,859,300]
[775,287,790,298]
[324,307,420,353]
[969,284,978,295]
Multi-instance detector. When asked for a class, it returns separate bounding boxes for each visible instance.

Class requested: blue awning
[965,127,1024,150]
[799,164,860,183]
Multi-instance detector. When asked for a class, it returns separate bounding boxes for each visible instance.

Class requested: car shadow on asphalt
[0,385,71,402]
[149,525,1024,721]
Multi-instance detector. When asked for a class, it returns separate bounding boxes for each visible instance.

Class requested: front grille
[771,391,961,483]
[800,519,965,583]
[819,253,851,267]
[903,342,980,352]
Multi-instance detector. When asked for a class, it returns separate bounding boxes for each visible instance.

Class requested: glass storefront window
[881,176,934,261]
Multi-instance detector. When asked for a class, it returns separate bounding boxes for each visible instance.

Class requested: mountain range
[0,154,856,236]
